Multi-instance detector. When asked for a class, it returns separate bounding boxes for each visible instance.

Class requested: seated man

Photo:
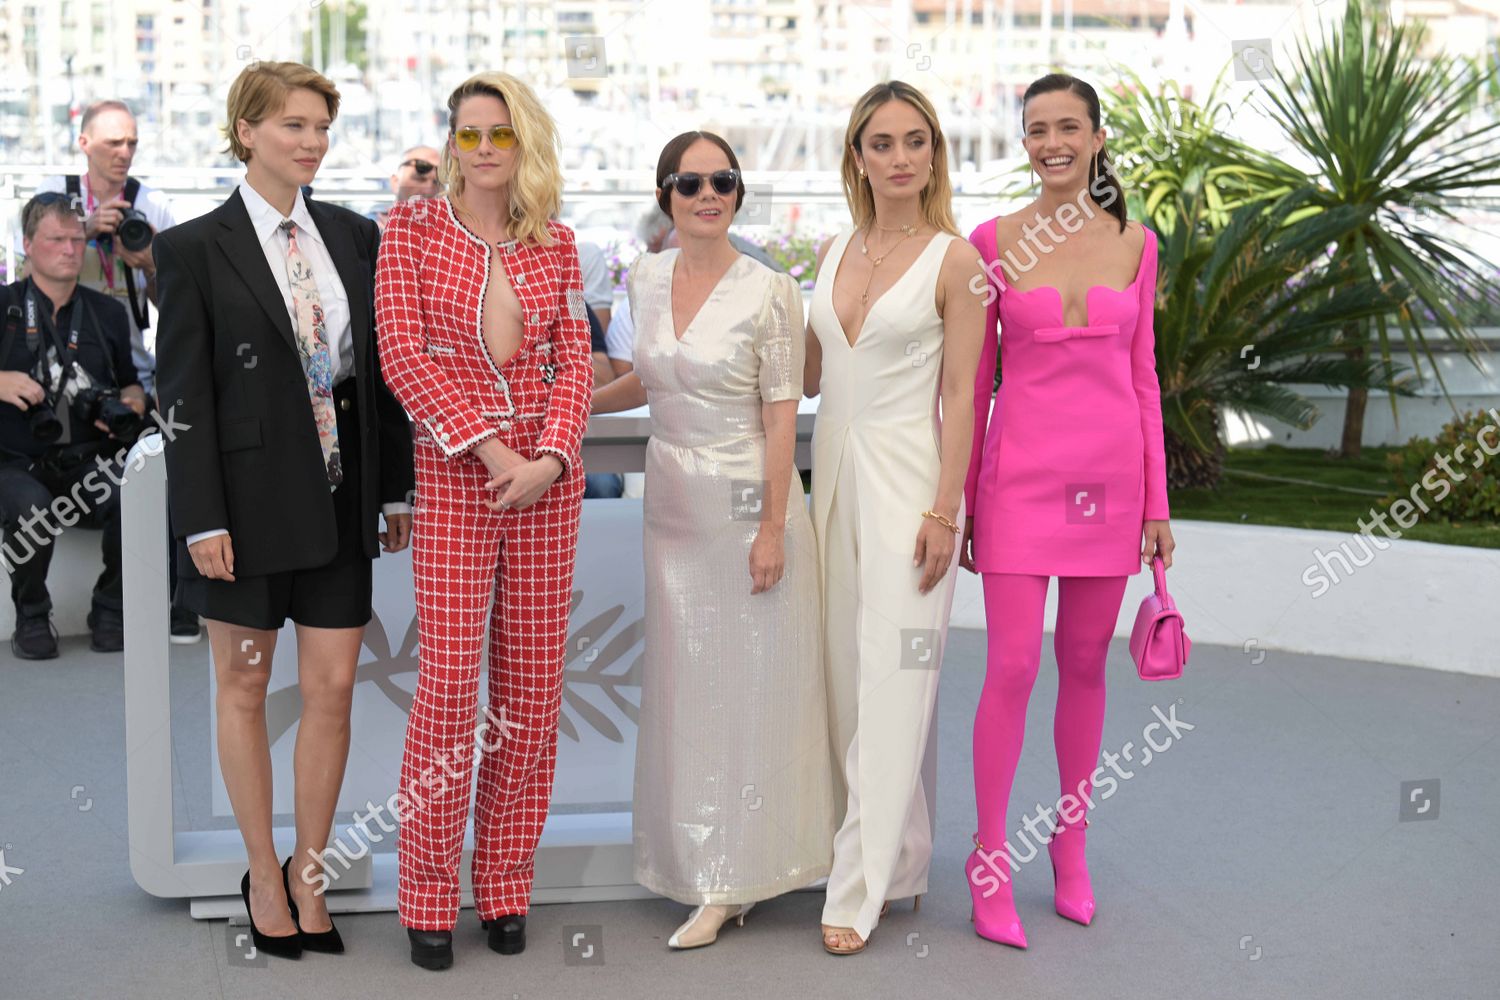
[577,240,613,331]
[0,195,148,657]
[583,304,623,500]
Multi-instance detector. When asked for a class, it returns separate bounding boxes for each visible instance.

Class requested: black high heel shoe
[239,869,302,960]
[282,857,345,953]
[480,914,526,955]
[408,928,454,970]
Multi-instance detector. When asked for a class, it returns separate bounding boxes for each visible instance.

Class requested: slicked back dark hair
[1021,73,1128,233]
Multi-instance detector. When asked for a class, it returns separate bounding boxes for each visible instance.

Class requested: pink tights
[973,573,1128,850]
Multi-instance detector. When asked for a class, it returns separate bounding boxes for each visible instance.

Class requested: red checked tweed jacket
[373,196,591,476]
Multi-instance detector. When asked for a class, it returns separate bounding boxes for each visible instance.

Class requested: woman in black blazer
[153,61,414,959]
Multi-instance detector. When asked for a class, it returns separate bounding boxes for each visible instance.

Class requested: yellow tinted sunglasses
[453,125,518,152]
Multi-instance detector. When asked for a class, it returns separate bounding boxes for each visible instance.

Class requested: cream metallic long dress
[809,230,963,941]
[630,249,835,905]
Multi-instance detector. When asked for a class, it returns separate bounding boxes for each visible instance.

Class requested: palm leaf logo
[262,591,642,748]
[559,591,643,743]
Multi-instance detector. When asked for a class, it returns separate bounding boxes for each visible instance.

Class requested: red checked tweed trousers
[375,197,590,928]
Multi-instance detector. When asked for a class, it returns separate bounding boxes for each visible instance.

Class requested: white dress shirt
[576,240,613,313]
[185,179,408,550]
[605,289,635,363]
[238,178,355,381]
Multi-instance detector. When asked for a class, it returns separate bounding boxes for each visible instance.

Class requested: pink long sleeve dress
[963,218,1169,577]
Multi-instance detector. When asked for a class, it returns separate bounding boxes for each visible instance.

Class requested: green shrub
[1384,408,1500,522]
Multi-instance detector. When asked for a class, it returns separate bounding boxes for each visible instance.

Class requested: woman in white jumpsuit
[804,81,985,955]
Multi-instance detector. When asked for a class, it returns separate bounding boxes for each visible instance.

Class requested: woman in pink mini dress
[960,73,1176,948]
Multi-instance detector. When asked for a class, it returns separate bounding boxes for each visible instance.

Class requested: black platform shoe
[408,928,454,970]
[282,857,344,953]
[481,914,526,955]
[239,869,302,959]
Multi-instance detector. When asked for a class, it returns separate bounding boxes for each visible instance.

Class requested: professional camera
[72,385,144,443]
[114,207,154,253]
[28,352,141,444]
[25,399,63,444]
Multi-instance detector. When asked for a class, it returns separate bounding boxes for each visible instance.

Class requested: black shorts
[174,379,373,631]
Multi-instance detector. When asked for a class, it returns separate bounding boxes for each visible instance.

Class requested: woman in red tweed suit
[374,71,591,971]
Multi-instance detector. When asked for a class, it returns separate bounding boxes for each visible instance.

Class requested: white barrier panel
[123,402,940,916]
[947,520,1500,680]
[205,505,648,820]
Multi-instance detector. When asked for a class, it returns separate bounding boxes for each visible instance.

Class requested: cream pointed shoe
[668,902,755,950]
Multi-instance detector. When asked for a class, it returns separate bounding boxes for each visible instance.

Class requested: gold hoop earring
[858,168,865,180]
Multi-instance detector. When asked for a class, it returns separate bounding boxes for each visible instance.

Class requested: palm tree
[1254,0,1500,457]
[1101,67,1306,237]
[1153,189,1410,487]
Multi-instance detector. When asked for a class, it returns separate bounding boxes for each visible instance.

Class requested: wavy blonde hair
[440,72,562,246]
[840,81,958,236]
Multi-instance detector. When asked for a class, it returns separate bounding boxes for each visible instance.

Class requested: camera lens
[117,210,153,253]
[100,399,144,443]
[27,405,62,444]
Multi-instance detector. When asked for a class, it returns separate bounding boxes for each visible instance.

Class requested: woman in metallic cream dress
[592,131,834,950]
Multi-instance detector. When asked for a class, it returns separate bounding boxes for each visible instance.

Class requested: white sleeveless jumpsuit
[808,230,963,940]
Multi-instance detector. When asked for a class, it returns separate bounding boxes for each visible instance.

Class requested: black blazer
[153,187,414,578]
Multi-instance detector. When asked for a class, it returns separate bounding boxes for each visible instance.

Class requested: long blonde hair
[840,81,958,236]
[440,72,562,246]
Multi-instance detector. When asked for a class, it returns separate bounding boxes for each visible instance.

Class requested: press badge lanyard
[22,280,100,382]
[77,173,118,290]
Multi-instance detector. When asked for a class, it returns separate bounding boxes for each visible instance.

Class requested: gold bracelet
[921,510,960,535]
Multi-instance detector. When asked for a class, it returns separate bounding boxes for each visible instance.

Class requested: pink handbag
[1129,556,1190,680]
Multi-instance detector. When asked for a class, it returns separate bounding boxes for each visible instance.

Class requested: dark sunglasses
[663,169,740,198]
[401,158,436,176]
[453,125,518,152]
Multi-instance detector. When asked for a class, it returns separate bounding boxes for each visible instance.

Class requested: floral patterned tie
[278,219,342,488]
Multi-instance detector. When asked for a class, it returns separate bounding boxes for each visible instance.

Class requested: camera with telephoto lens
[72,385,144,443]
[115,208,153,253]
[25,398,63,444]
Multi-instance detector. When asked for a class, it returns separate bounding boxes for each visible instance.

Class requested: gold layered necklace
[858,220,920,303]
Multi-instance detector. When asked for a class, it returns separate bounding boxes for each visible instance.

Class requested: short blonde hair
[840,81,959,236]
[222,62,340,163]
[440,72,563,247]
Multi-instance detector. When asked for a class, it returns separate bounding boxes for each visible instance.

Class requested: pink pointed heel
[1047,819,1095,926]
[965,833,1027,949]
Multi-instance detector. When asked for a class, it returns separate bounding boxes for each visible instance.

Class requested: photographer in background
[373,144,442,232]
[33,99,196,641]
[32,99,177,398]
[0,195,146,659]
